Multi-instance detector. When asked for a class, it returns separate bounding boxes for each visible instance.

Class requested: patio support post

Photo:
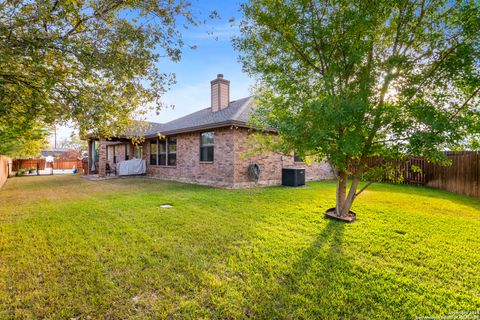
[98,138,107,177]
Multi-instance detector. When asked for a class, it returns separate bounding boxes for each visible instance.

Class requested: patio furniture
[117,159,146,176]
[106,163,117,176]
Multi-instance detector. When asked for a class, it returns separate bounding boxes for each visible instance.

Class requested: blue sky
[148,0,252,123]
[51,0,253,145]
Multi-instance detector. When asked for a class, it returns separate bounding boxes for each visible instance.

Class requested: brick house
[86,74,333,187]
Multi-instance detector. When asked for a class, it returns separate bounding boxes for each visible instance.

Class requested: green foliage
[0,176,479,318]
[235,0,480,179]
[0,0,197,156]
[58,132,87,154]
[0,116,48,157]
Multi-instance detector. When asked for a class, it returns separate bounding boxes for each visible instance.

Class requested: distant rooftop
[40,149,70,157]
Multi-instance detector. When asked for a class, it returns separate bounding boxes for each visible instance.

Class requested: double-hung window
[154,137,176,166]
[150,140,157,165]
[158,139,167,165]
[168,137,177,166]
[125,144,129,160]
[200,132,214,162]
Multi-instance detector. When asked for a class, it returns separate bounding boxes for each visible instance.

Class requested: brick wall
[144,126,334,188]
[211,75,230,111]
[218,82,229,110]
[105,143,132,173]
[145,127,236,187]
[211,84,219,111]
[232,128,334,187]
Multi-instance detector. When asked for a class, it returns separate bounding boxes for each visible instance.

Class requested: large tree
[0,0,196,156]
[58,132,88,155]
[235,0,480,218]
[0,116,47,157]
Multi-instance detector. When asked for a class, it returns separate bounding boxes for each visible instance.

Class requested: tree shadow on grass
[257,219,352,319]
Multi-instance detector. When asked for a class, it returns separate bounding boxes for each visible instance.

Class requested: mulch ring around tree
[324,207,356,223]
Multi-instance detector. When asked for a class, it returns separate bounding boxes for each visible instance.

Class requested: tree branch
[63,2,123,38]
[450,87,480,119]
[354,181,373,198]
[269,16,323,75]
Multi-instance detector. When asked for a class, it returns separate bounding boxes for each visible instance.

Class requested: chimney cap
[217,74,224,79]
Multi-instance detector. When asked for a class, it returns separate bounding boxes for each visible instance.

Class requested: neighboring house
[40,148,71,158]
[41,149,83,159]
[86,74,333,187]
[14,149,80,160]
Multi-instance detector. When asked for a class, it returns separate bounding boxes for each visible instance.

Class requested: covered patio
[86,137,139,177]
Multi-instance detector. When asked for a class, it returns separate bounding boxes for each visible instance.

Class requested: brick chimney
[211,74,230,112]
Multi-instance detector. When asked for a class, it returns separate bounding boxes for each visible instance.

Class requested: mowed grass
[0,175,479,319]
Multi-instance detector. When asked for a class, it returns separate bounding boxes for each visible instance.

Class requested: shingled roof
[141,96,256,138]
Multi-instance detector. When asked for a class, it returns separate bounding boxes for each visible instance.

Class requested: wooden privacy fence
[13,158,83,171]
[425,152,479,199]
[364,156,427,185]
[364,152,479,198]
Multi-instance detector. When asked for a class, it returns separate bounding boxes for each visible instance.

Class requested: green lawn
[0,175,479,319]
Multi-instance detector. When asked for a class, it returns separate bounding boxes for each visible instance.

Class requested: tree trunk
[335,173,361,217]
[336,171,347,216]
[340,177,360,216]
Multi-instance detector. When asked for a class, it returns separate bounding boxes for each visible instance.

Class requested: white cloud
[184,22,239,42]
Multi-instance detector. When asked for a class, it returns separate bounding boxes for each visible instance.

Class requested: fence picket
[356,152,479,198]
[12,159,83,173]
